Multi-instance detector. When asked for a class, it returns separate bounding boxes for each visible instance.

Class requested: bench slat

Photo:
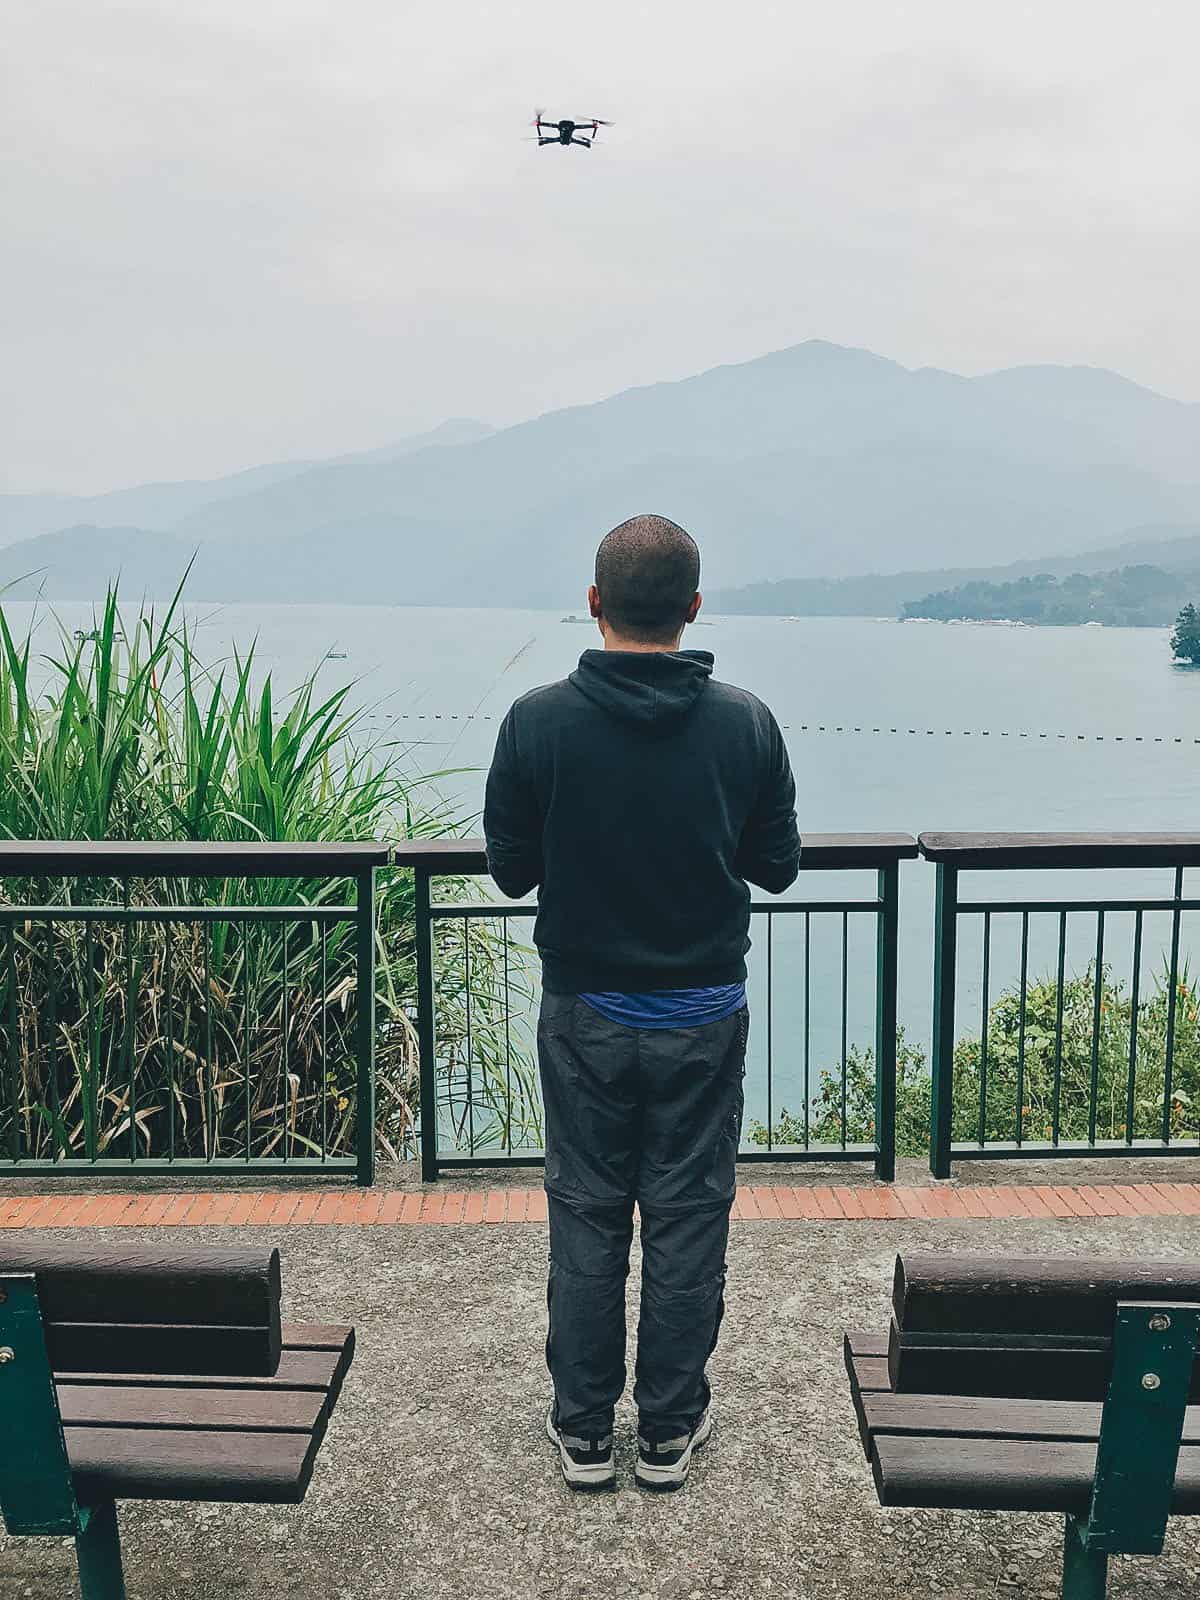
[872,1434,1200,1515]
[843,1330,888,1360]
[862,1391,1200,1448]
[68,1425,323,1505]
[55,1326,353,1398]
[59,1384,327,1434]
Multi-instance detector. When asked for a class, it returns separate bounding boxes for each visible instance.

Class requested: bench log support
[0,1273,129,1598]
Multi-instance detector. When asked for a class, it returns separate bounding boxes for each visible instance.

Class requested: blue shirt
[578,983,746,1030]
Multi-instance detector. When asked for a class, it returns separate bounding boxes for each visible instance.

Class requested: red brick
[152,1195,197,1226]
[832,1186,867,1219]
[1032,1185,1075,1219]
[893,1187,934,1220]
[113,1195,154,1225]
[177,1192,219,1226]
[128,1194,171,1227]
[773,1186,805,1220]
[859,1187,904,1219]
[326,1192,363,1224]
[1012,1187,1056,1219]
[417,1193,444,1224]
[1133,1183,1183,1215]
[282,1192,321,1225]
[372,1191,407,1225]
[995,1187,1037,1218]
[952,1188,988,1219]
[811,1187,843,1220]
[932,1187,972,1219]
[483,1190,506,1224]
[439,1191,466,1224]
[1110,1185,1158,1216]
[59,1194,104,1227]
[17,1195,64,1228]
[0,1197,35,1228]
[506,1189,530,1223]
[224,1190,264,1222]
[527,1189,548,1223]
[350,1190,386,1225]
[735,1187,762,1220]
[1052,1187,1095,1218]
[462,1191,485,1225]
[257,1196,294,1228]
[1076,1185,1122,1218]
[1158,1183,1200,1216]
[751,1185,783,1219]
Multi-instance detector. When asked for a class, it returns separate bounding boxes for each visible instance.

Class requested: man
[484,514,800,1493]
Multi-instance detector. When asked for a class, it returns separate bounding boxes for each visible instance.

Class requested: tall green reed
[0,585,539,1165]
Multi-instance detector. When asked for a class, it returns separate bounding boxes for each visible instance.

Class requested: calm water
[10,602,1199,1133]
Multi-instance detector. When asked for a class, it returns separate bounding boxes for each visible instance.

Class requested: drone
[531,111,613,148]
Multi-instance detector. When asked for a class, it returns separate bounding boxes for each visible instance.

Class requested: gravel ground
[5,1214,1200,1599]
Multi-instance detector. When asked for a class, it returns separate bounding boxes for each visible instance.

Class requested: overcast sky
[3,0,1198,494]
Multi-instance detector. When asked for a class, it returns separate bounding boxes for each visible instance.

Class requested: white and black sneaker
[634,1407,714,1492]
[545,1405,617,1492]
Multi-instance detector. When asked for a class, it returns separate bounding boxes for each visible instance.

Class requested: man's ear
[588,584,603,620]
[685,591,703,624]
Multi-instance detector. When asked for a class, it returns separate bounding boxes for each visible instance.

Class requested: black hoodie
[484,649,800,994]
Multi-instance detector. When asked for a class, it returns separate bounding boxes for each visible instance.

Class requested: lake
[8,601,1199,1142]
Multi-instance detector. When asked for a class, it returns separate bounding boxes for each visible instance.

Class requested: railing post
[355,867,376,1187]
[414,865,439,1183]
[929,862,958,1179]
[874,862,899,1183]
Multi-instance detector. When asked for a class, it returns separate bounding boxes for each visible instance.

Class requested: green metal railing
[925,833,1200,1178]
[406,836,914,1185]
[0,841,385,1185]
[8,831,1199,1188]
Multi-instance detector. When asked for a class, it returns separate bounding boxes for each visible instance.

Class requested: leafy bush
[748,966,1200,1156]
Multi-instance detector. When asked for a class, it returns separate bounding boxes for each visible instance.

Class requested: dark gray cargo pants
[537,991,748,1440]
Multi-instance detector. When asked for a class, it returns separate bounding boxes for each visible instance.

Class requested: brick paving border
[2,1181,1200,1228]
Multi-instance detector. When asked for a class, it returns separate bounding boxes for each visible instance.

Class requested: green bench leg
[1062,1516,1108,1600]
[75,1501,127,1600]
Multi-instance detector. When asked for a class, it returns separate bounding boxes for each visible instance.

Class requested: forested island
[902,564,1198,626]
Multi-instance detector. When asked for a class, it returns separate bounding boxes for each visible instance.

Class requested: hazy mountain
[4,341,1200,603]
[0,418,494,547]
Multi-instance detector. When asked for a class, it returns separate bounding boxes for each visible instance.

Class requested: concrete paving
[6,1212,1200,1599]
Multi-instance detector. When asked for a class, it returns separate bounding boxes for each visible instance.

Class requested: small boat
[560,614,593,624]
[324,650,349,660]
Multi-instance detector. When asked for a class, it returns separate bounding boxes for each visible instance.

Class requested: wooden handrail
[919,833,1200,870]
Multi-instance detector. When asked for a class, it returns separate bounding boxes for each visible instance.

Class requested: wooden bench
[0,1238,354,1600]
[846,1252,1200,1599]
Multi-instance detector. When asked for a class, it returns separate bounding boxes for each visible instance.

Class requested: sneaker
[545,1404,617,1492]
[634,1406,714,1492]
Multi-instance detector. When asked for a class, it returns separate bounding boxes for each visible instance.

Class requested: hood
[568,649,714,730]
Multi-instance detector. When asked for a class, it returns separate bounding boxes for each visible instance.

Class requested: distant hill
[902,564,1200,627]
[4,341,1200,604]
[709,522,1200,617]
[0,419,494,548]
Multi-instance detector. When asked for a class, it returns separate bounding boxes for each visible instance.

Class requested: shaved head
[593,514,701,645]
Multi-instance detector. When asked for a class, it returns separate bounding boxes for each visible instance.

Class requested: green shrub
[748,966,1200,1157]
